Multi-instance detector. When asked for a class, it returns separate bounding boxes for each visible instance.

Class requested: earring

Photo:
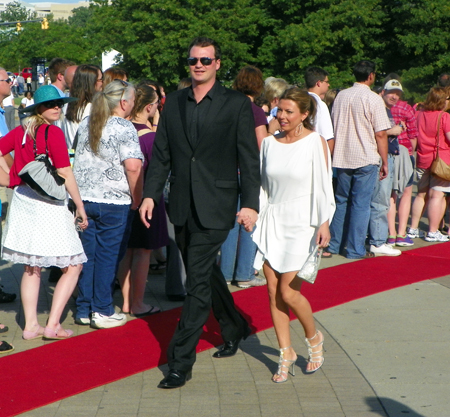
[294,122,303,136]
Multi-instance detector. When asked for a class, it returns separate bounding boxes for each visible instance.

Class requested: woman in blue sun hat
[0,85,88,341]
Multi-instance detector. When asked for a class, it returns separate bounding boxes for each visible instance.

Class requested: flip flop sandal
[131,306,161,318]
[0,341,14,354]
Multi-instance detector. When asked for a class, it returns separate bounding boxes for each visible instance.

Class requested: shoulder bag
[430,112,450,181]
[18,125,67,201]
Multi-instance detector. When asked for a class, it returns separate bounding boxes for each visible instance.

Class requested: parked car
[13,67,32,79]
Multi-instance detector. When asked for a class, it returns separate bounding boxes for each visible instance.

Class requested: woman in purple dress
[117,85,169,316]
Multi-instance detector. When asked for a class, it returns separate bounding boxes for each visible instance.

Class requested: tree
[88,0,272,89]
[382,0,450,101]
[0,1,36,22]
[0,16,103,72]
[258,0,387,88]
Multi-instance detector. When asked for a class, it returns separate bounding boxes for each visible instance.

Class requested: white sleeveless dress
[252,133,335,273]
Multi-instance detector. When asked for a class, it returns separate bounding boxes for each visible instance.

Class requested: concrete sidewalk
[0,237,448,417]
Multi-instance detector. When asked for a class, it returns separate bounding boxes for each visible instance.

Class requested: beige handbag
[430,111,450,181]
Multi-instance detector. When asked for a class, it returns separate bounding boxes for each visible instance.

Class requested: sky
[28,1,84,3]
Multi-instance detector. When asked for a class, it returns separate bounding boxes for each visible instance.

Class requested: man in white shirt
[305,67,334,153]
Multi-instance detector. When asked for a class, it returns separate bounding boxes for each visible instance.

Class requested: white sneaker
[91,312,127,329]
[75,317,90,326]
[370,244,401,256]
[237,275,267,288]
[407,228,425,239]
[425,230,449,242]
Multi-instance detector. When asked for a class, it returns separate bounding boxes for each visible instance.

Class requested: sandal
[43,324,74,340]
[131,306,161,317]
[0,341,14,354]
[272,346,297,383]
[321,251,333,259]
[23,325,45,340]
[149,260,167,274]
[305,330,325,373]
[0,323,8,334]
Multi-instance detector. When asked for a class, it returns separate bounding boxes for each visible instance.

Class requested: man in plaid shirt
[328,60,391,259]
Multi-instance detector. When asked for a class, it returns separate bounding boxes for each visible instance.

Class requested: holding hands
[237,207,258,232]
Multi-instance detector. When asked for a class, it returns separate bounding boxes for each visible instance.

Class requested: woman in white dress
[0,85,88,340]
[252,87,335,382]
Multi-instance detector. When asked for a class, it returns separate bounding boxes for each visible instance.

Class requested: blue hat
[19,85,77,113]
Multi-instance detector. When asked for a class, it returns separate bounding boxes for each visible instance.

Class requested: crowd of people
[0,38,448,389]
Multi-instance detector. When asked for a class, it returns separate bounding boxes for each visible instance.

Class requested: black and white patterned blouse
[73,116,144,204]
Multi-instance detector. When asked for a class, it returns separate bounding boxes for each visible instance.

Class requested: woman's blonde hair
[24,112,50,140]
[88,80,134,155]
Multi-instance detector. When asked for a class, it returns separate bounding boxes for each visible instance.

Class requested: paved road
[0,233,447,417]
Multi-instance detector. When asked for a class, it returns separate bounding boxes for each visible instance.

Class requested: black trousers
[168,207,248,372]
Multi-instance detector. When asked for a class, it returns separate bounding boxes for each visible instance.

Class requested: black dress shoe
[213,325,252,358]
[158,369,192,389]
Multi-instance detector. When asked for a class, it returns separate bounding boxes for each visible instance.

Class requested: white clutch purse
[297,246,323,284]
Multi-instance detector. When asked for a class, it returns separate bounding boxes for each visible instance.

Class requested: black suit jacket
[143,81,260,230]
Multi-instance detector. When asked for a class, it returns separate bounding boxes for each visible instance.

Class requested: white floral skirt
[1,185,87,268]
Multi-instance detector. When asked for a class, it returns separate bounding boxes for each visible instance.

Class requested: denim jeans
[76,202,130,318]
[329,164,378,259]
[369,155,394,247]
[219,197,257,282]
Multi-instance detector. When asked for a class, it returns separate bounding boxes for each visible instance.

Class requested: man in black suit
[139,37,260,389]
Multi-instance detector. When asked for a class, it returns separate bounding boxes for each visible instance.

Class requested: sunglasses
[187,57,216,66]
[42,100,65,109]
[0,78,11,84]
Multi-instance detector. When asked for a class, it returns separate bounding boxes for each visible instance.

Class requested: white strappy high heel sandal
[272,346,298,383]
[305,330,325,373]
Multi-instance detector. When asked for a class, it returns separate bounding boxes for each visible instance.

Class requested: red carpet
[1,243,449,417]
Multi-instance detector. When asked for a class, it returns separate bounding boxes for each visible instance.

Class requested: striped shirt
[332,83,391,169]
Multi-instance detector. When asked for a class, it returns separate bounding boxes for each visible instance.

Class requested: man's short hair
[48,58,76,83]
[353,60,376,82]
[264,78,289,103]
[304,67,329,89]
[437,73,450,87]
[188,37,221,60]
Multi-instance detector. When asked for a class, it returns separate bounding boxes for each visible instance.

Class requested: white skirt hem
[2,248,87,268]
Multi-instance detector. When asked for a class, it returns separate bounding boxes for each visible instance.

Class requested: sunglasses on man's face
[187,57,216,66]
[42,100,65,109]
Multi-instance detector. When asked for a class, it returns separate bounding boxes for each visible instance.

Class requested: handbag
[18,125,67,201]
[297,245,323,284]
[430,112,450,181]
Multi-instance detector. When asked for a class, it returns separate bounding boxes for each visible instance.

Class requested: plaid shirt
[390,100,417,155]
[332,83,391,169]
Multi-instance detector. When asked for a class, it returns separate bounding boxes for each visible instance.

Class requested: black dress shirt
[185,82,219,148]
